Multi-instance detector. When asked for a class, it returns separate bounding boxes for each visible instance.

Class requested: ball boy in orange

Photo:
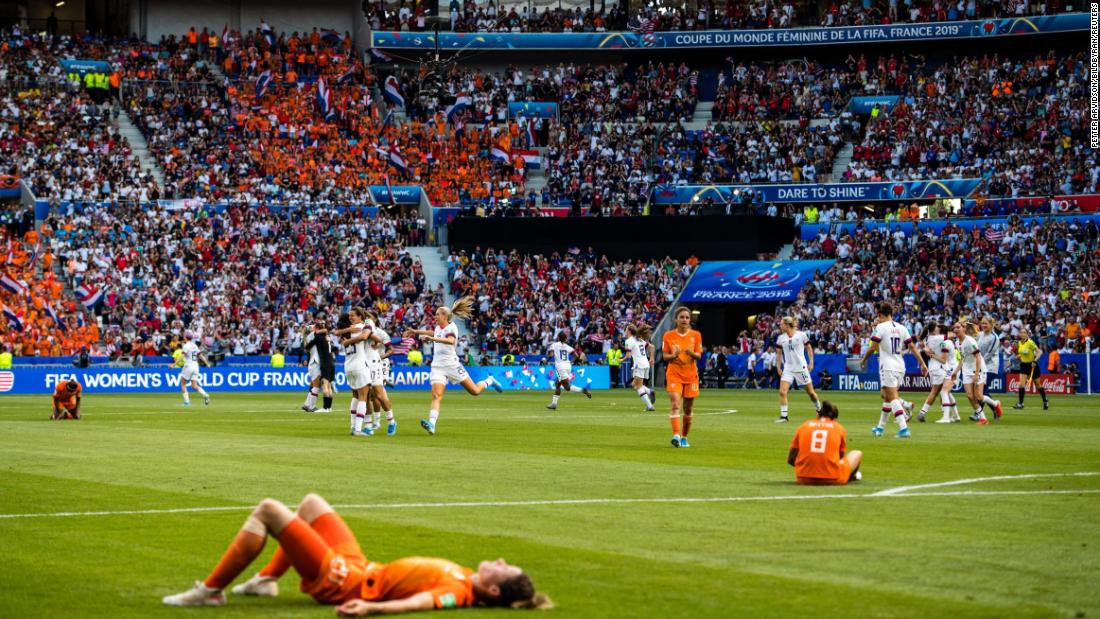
[162,493,552,614]
[51,379,82,420]
[788,401,863,485]
[661,306,702,448]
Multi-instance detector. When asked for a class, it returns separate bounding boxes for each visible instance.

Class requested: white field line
[870,471,1100,496]
[0,473,1095,520]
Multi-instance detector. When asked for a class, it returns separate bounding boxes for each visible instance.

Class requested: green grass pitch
[1,388,1098,618]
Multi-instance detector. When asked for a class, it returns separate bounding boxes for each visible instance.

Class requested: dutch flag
[76,311,86,328]
[526,119,537,148]
[0,271,27,297]
[490,144,511,162]
[383,75,405,108]
[75,283,103,309]
[44,302,66,331]
[221,23,230,47]
[316,77,335,120]
[336,65,357,85]
[388,145,408,174]
[445,93,471,124]
[369,48,393,63]
[320,28,342,45]
[513,149,541,170]
[260,19,277,47]
[255,70,272,98]
[2,304,22,331]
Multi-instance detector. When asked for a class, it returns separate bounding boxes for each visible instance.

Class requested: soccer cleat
[993,401,1003,420]
[918,411,926,423]
[387,420,397,436]
[352,427,373,437]
[935,416,953,424]
[420,419,436,435]
[645,405,655,412]
[231,574,278,597]
[977,418,989,425]
[204,395,210,406]
[680,437,691,448]
[775,416,789,423]
[372,422,382,431]
[895,427,911,439]
[300,405,311,412]
[968,413,983,423]
[902,400,913,422]
[854,470,863,481]
[1043,400,1049,410]
[546,404,557,410]
[670,435,682,448]
[583,386,592,399]
[871,426,884,437]
[1013,402,1025,409]
[163,581,226,607]
[316,408,331,413]
[182,401,191,407]
[487,376,503,393]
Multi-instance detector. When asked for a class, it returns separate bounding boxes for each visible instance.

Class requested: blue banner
[680,260,835,302]
[58,59,110,75]
[848,96,899,114]
[652,179,983,205]
[799,213,1100,241]
[0,365,610,395]
[507,101,558,119]
[373,14,1086,50]
[368,185,422,205]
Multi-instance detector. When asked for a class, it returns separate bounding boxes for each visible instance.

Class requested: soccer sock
[304,388,318,408]
[669,413,681,436]
[257,547,291,579]
[428,409,439,424]
[195,385,209,397]
[683,414,692,437]
[891,399,908,430]
[879,406,891,427]
[322,396,332,409]
[637,387,652,406]
[551,395,560,405]
[372,412,381,427]
[182,391,190,404]
[975,408,987,420]
[1018,388,1025,404]
[204,516,266,590]
[813,398,821,412]
[920,402,930,415]
[779,405,789,419]
[385,410,394,421]
[349,398,358,430]
[982,395,998,407]
[1039,388,1048,403]
[569,385,583,393]
[354,401,367,432]
[477,379,491,391]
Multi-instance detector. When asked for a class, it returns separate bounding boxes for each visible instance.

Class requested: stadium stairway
[525,147,548,196]
[115,109,167,191]
[406,246,466,336]
[829,142,854,183]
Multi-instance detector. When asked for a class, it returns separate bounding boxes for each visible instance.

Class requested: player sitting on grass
[162,493,553,614]
[788,401,863,486]
[50,379,82,420]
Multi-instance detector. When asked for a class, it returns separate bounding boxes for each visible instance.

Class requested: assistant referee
[1014,328,1049,410]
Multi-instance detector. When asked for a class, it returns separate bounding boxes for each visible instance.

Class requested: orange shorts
[796,458,853,486]
[665,375,700,398]
[280,513,368,604]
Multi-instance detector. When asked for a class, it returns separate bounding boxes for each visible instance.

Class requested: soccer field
[1,389,1098,618]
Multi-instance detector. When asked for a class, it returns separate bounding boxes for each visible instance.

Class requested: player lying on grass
[162,493,553,613]
[788,401,863,486]
[50,379,81,420]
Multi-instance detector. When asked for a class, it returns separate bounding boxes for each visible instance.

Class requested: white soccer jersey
[432,323,460,367]
[871,320,913,373]
[939,338,957,370]
[549,341,574,366]
[959,335,982,372]
[371,328,390,362]
[978,331,1000,373]
[342,322,371,368]
[624,336,650,369]
[181,341,201,370]
[776,330,810,373]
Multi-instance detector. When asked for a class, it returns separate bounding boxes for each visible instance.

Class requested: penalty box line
[0,472,1096,520]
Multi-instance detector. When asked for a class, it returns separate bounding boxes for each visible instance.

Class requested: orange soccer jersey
[662,329,702,395]
[790,419,849,485]
[52,381,82,411]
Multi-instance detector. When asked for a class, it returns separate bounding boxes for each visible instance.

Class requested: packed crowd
[711,60,864,121]
[842,52,1098,197]
[447,248,694,355]
[364,0,1076,33]
[766,215,1099,355]
[47,204,433,358]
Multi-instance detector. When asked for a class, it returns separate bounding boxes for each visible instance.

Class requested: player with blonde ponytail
[404,297,502,435]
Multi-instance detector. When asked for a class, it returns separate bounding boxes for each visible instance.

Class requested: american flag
[0,371,14,392]
[984,227,1004,243]
[632,16,655,34]
[392,337,417,355]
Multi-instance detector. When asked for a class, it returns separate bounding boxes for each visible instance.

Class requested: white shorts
[962,368,985,386]
[781,369,811,387]
[180,365,200,382]
[879,369,905,389]
[346,364,370,390]
[370,361,386,387]
[632,365,650,380]
[307,365,321,383]
[555,365,573,381]
[430,363,469,385]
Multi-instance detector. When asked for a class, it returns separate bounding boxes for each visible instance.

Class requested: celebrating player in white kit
[977,316,1004,420]
[178,331,211,407]
[955,321,993,425]
[917,324,960,424]
[623,323,656,411]
[860,302,927,438]
[546,332,592,410]
[404,297,502,435]
[774,316,821,423]
[336,308,381,437]
[365,313,397,435]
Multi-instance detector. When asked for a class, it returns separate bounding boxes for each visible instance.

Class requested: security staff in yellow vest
[270,349,285,368]
[607,345,623,388]
[0,346,12,369]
